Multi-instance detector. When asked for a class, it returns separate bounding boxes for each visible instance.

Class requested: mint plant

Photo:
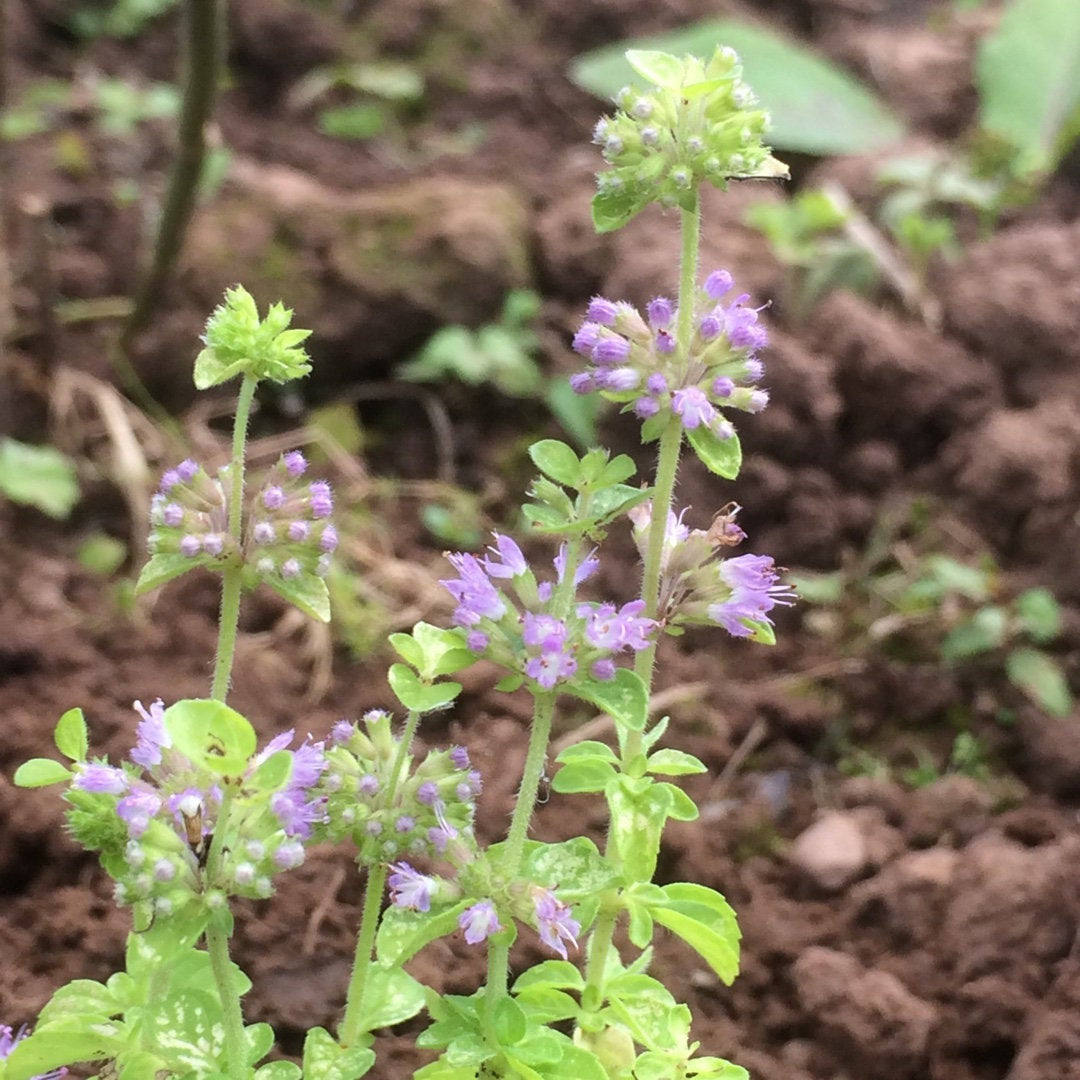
[6,47,793,1080]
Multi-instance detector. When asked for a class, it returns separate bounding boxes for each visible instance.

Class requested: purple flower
[73,763,128,795]
[263,486,285,510]
[590,658,616,681]
[572,323,601,356]
[450,745,470,770]
[595,366,640,392]
[704,269,733,299]
[441,553,506,626]
[532,888,581,959]
[671,387,716,430]
[203,534,224,556]
[131,699,169,769]
[117,790,162,838]
[330,720,354,745]
[179,535,201,557]
[522,612,567,649]
[309,481,333,519]
[358,773,379,796]
[580,600,656,653]
[712,376,734,398]
[388,862,436,912]
[570,372,595,394]
[482,534,527,579]
[254,522,276,544]
[634,396,660,419]
[288,520,309,541]
[592,335,631,366]
[271,787,327,839]
[646,372,668,395]
[459,900,502,945]
[282,451,307,477]
[290,740,327,789]
[525,647,578,690]
[646,297,673,329]
[466,630,489,652]
[417,781,439,806]
[720,554,779,593]
[163,503,184,527]
[273,840,305,870]
[553,544,598,587]
[320,524,338,552]
[586,297,619,326]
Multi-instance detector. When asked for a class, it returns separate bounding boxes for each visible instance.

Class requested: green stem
[204,785,246,1078]
[210,373,258,702]
[340,709,420,1046]
[339,862,389,1048]
[119,0,224,350]
[482,691,556,1033]
[580,904,618,1013]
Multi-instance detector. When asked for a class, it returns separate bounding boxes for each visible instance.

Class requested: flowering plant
[5,48,792,1080]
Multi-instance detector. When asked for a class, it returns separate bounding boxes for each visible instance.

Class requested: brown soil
[3,0,1080,1077]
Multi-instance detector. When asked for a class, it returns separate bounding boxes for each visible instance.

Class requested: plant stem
[204,785,246,1078]
[339,710,421,1046]
[210,373,258,702]
[339,862,389,1048]
[119,0,224,350]
[482,691,556,1032]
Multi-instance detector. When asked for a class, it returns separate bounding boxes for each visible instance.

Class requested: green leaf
[686,425,741,479]
[254,1063,303,1079]
[248,749,293,792]
[263,573,331,622]
[658,782,699,821]
[1014,587,1062,643]
[606,778,667,883]
[591,188,641,234]
[512,960,585,993]
[529,440,582,487]
[13,757,71,787]
[570,21,904,156]
[135,553,206,596]
[648,883,741,985]
[1006,647,1073,717]
[552,759,618,794]
[977,0,1080,176]
[144,989,223,1071]
[54,707,89,762]
[302,1027,376,1080]
[354,965,426,1031]
[924,554,992,601]
[388,664,461,713]
[0,438,79,518]
[388,631,424,669]
[376,901,471,965]
[493,997,528,1046]
[941,606,1007,660]
[625,50,686,90]
[569,668,649,735]
[555,740,619,765]
[646,748,707,776]
[2,1020,120,1079]
[511,986,580,1024]
[523,836,618,898]
[163,699,257,777]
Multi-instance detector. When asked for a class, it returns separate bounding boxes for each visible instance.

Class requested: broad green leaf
[977,0,1080,175]
[118,1051,171,1080]
[685,1057,749,1079]
[686,425,741,479]
[646,748,707,776]
[529,440,582,487]
[254,1063,303,1079]
[263,573,331,622]
[413,1062,482,1080]
[493,997,528,1046]
[54,707,88,761]
[1006,647,1073,717]
[354,965,426,1031]
[302,1027,376,1080]
[924,554,992,601]
[607,778,667,883]
[36,979,116,1025]
[376,901,471,965]
[164,699,256,777]
[523,836,618,898]
[244,1022,276,1065]
[1014,587,1062,643]
[2,1020,121,1079]
[388,631,424,669]
[649,906,739,985]
[248,749,293,792]
[135,552,208,595]
[657,782,699,821]
[144,988,222,1071]
[13,757,71,787]
[570,669,649,734]
[589,483,652,525]
[513,960,585,993]
[0,438,79,518]
[388,664,461,712]
[571,21,904,156]
[552,759,618,794]
[532,1041,609,1080]
[591,188,641,234]
[511,986,579,1024]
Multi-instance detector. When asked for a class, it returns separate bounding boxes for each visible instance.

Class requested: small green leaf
[13,758,71,787]
[135,553,208,596]
[388,632,424,669]
[164,699,256,777]
[248,749,293,792]
[1006,647,1073,717]
[646,748,707,776]
[377,902,471,965]
[529,440,582,487]
[354,965,426,1031]
[512,960,585,993]
[2,1020,120,1079]
[0,438,79,519]
[552,759,618,794]
[493,997,527,1047]
[625,50,686,90]
[555,740,619,765]
[54,707,89,762]
[686,425,741,479]
[1014,587,1062,643]
[263,573,331,622]
[388,664,461,713]
[570,669,649,735]
[495,673,525,693]
[254,1062,303,1079]
[941,606,1007,660]
[591,188,641,234]
[302,1027,376,1080]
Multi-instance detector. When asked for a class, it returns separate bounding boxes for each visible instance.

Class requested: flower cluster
[67,700,327,912]
[389,864,582,961]
[247,451,337,584]
[629,502,794,640]
[440,534,657,690]
[321,711,481,865]
[572,270,768,442]
[147,451,336,585]
[590,47,784,230]
[0,1024,66,1078]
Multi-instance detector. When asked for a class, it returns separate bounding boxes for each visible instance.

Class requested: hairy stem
[339,862,389,1048]
[210,374,258,702]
